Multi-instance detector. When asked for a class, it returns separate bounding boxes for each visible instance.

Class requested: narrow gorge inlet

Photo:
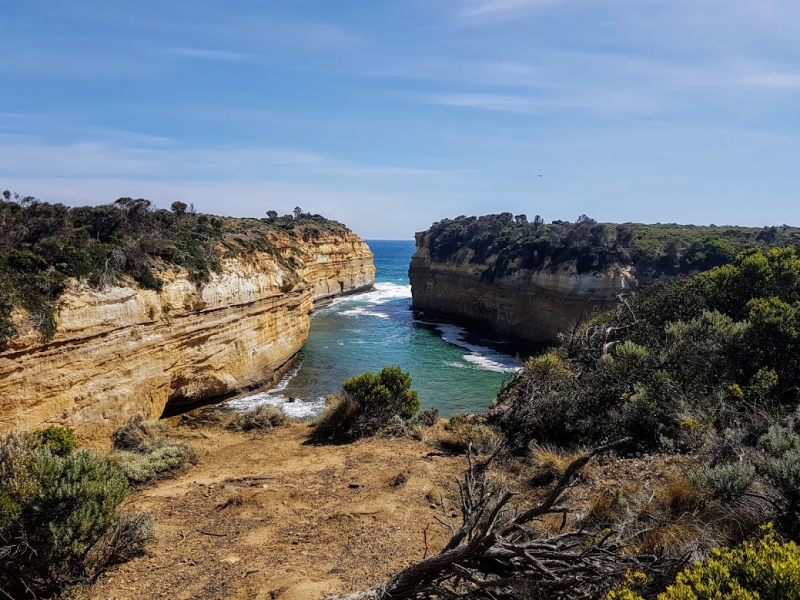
[228,240,523,419]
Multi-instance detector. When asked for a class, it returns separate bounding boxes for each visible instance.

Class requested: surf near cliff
[228,240,523,418]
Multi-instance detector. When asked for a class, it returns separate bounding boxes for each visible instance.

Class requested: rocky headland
[0,201,374,439]
[409,213,795,344]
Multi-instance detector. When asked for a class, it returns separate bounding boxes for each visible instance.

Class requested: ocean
[225,240,525,418]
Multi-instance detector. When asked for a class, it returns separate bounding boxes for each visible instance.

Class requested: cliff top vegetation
[0,192,350,344]
[422,212,800,280]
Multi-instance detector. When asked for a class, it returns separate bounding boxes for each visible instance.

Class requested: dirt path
[89,423,466,600]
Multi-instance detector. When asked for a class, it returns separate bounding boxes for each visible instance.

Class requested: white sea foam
[324,282,409,320]
[323,282,411,310]
[436,323,522,374]
[355,282,412,304]
[225,363,326,418]
[444,361,469,369]
[340,306,390,319]
[226,392,325,419]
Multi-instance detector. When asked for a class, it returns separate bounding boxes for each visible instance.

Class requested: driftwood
[328,439,683,600]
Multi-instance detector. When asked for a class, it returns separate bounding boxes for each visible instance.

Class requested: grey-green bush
[0,430,151,595]
[225,404,288,432]
[690,463,755,501]
[111,415,197,486]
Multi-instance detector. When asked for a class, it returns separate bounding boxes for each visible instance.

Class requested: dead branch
[327,438,684,600]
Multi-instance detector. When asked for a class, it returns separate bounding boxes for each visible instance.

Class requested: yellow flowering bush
[608,525,800,600]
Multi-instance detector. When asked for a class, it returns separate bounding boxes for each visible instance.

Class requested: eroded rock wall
[409,230,634,345]
[0,232,374,438]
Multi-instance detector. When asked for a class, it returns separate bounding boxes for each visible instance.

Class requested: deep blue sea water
[226,240,524,418]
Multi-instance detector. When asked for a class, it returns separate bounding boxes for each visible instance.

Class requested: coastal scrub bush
[610,526,800,600]
[34,424,79,456]
[689,464,755,502]
[674,525,798,600]
[225,404,288,432]
[756,428,800,519]
[0,430,153,595]
[111,415,197,486]
[494,246,800,455]
[313,366,420,441]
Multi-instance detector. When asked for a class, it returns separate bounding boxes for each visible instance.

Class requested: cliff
[0,229,374,439]
[409,230,634,345]
[409,214,797,345]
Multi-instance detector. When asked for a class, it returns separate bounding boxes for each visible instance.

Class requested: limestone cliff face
[409,230,635,345]
[0,231,374,438]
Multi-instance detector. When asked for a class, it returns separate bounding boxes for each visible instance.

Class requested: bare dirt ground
[89,422,466,600]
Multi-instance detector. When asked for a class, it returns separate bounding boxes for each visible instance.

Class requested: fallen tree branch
[327,437,684,600]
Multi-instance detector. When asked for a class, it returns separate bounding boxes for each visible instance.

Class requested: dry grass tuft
[529,444,589,487]
[634,519,709,556]
[587,487,628,523]
[224,404,288,432]
[435,422,505,455]
[654,475,706,517]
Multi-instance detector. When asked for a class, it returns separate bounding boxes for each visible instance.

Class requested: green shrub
[111,416,197,486]
[690,464,755,502]
[112,414,167,451]
[756,411,800,514]
[0,431,151,595]
[494,247,800,453]
[660,524,800,600]
[225,404,288,432]
[342,365,420,419]
[34,425,78,456]
[113,443,197,486]
[313,366,420,441]
[608,525,800,600]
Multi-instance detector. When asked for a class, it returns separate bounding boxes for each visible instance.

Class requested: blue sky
[1,0,799,238]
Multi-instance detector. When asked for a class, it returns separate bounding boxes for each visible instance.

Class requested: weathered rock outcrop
[409,230,634,345]
[0,231,374,439]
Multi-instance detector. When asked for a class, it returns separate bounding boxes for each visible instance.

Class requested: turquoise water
[226,240,525,418]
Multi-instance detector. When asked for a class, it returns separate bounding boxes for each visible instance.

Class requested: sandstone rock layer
[0,231,374,438]
[409,230,635,345]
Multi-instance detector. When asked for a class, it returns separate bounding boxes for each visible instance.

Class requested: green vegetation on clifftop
[424,212,800,280]
[0,192,349,345]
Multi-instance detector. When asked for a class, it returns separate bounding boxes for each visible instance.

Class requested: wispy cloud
[459,0,561,19]
[169,47,250,62]
[428,93,537,113]
[737,68,800,91]
[426,91,655,115]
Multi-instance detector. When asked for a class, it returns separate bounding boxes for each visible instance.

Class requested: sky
[1,0,799,239]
